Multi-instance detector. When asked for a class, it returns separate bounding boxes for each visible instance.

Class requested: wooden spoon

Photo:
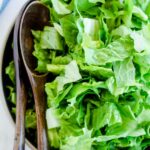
[13,15,27,150]
[19,1,50,150]
[13,1,31,149]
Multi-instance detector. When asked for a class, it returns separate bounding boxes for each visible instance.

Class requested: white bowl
[0,0,36,149]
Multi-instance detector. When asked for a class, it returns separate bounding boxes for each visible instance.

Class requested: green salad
[5,0,150,149]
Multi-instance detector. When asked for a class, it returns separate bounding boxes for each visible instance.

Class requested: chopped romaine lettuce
[36,0,150,149]
[5,0,150,149]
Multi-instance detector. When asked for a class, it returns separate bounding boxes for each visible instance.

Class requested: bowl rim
[0,0,37,149]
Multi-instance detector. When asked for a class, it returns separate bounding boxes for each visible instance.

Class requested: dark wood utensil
[19,1,50,150]
[13,8,28,150]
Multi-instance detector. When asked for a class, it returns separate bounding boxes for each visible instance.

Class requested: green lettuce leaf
[130,24,150,52]
[113,58,136,88]
[60,14,78,48]
[5,61,15,84]
[56,60,82,92]
[25,109,36,129]
[40,26,64,50]
[60,128,93,150]
[51,0,71,15]
[80,65,114,79]
[83,37,134,65]
[75,0,95,12]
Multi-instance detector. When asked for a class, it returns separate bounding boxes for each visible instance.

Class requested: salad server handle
[13,79,27,150]
[13,13,27,150]
[29,75,49,150]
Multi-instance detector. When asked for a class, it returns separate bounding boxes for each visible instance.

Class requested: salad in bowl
[2,0,150,149]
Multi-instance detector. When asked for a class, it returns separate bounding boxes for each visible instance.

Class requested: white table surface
[0,0,31,149]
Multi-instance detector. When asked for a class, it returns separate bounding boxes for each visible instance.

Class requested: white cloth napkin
[0,0,9,13]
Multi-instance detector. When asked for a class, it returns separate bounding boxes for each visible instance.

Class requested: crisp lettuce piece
[48,128,60,148]
[60,128,93,150]
[111,25,132,37]
[135,0,150,12]
[6,86,16,105]
[81,18,104,50]
[46,55,74,74]
[134,51,150,75]
[82,33,103,50]
[132,6,148,21]
[80,65,114,79]
[122,0,134,27]
[46,108,60,129]
[137,107,150,123]
[47,64,65,74]
[5,61,15,84]
[25,109,36,129]
[130,30,149,52]
[60,14,78,48]
[45,60,81,107]
[32,27,64,50]
[112,24,150,52]
[83,37,134,65]
[53,22,64,36]
[83,18,100,41]
[146,2,150,17]
[66,81,106,106]
[32,41,50,72]
[45,81,58,107]
[94,105,147,142]
[51,0,71,15]
[56,60,82,92]
[52,55,72,64]
[32,26,65,72]
[106,76,128,96]
[92,102,122,129]
[75,0,95,11]
[40,26,64,50]
[5,61,16,105]
[113,58,136,88]
[32,30,50,72]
